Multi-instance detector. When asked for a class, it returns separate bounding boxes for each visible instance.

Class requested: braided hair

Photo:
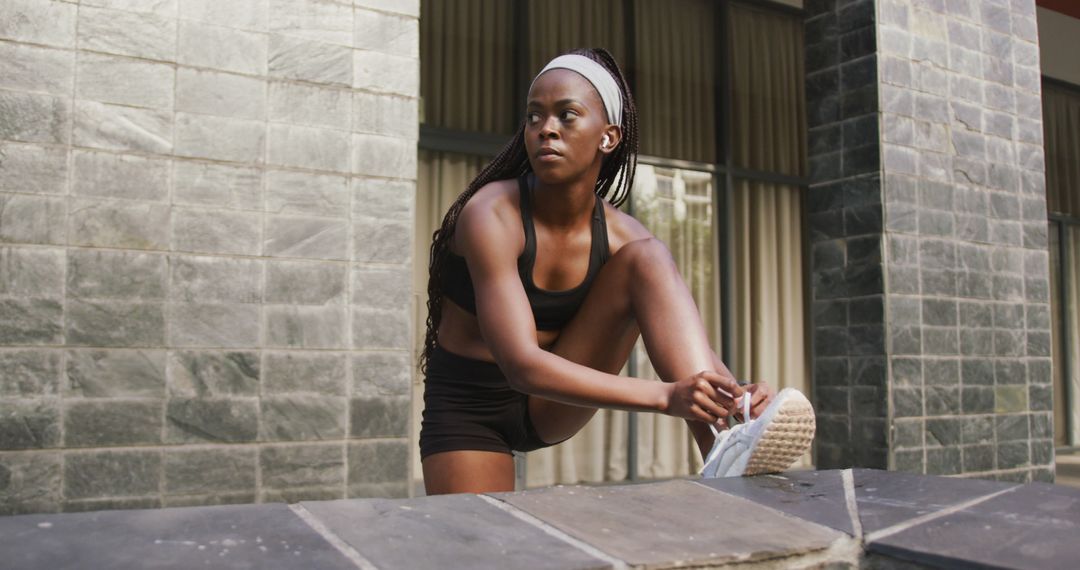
[419,47,639,374]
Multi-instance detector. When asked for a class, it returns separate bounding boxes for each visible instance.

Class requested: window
[1043,79,1080,449]
[414,0,809,488]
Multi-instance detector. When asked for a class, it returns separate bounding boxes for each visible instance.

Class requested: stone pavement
[1,469,1077,569]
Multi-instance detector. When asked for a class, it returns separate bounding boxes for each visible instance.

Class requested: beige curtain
[528,0,627,71]
[420,0,514,134]
[1044,83,1080,218]
[727,3,809,465]
[634,0,717,163]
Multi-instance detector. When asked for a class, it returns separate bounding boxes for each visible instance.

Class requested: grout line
[864,485,1019,543]
[289,503,379,570]
[841,469,863,539]
[476,494,628,570]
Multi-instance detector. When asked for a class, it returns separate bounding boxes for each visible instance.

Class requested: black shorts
[419,345,566,460]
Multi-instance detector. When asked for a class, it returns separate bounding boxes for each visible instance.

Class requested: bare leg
[529,238,738,455]
[422,450,515,495]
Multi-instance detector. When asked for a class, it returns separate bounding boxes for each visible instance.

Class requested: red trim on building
[1038,0,1080,21]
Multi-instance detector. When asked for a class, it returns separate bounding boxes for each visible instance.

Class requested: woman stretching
[420,48,813,495]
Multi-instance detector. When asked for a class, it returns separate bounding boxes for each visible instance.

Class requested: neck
[531,166,603,228]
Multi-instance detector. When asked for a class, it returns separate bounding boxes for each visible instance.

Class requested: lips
[535,146,561,159]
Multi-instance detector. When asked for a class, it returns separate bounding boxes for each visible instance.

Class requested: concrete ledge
[1,469,1077,569]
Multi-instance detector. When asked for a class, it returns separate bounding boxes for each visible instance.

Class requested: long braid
[419,47,639,374]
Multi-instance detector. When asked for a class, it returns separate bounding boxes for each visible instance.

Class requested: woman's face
[524,69,618,184]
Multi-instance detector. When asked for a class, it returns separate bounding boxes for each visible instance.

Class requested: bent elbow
[499,351,545,394]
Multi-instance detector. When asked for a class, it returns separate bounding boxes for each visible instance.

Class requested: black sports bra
[440,175,611,330]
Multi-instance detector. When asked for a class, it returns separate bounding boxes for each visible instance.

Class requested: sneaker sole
[741,390,816,476]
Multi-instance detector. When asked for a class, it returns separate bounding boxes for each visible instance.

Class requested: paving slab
[852,468,1017,534]
[869,482,1080,570]
[300,493,611,570]
[0,503,358,570]
[696,469,855,535]
[493,478,847,569]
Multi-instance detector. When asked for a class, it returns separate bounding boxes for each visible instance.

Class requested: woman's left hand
[739,382,775,421]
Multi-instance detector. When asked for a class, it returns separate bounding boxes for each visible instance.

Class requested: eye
[526,112,540,125]
[559,109,578,121]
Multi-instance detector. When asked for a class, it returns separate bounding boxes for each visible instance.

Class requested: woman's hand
[736,381,775,421]
[662,371,745,425]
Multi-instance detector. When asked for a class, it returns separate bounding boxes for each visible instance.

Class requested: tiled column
[806,0,1054,483]
[0,0,419,515]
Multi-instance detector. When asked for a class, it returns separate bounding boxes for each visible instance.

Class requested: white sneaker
[699,387,816,478]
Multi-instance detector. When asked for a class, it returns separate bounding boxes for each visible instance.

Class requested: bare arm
[457,189,740,422]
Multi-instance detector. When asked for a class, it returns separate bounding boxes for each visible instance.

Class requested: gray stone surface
[852,468,1015,534]
[163,448,257,497]
[66,250,166,300]
[0,401,60,450]
[0,143,68,195]
[72,100,172,154]
[168,256,262,304]
[268,34,352,86]
[0,503,358,570]
[68,198,170,250]
[64,300,165,347]
[347,440,408,498]
[0,451,62,515]
[259,395,347,441]
[264,352,347,395]
[265,306,347,349]
[0,247,64,298]
[697,469,855,535]
[349,396,410,438]
[265,260,347,305]
[303,493,610,570]
[870,483,1080,570]
[0,0,418,515]
[62,400,162,447]
[63,450,160,500]
[260,443,344,490]
[165,398,259,443]
[0,350,61,397]
[65,349,166,398]
[172,162,263,211]
[167,351,260,397]
[0,194,67,245]
[179,21,267,75]
[497,479,846,568]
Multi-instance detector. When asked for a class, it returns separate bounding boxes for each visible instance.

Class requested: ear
[599,124,622,155]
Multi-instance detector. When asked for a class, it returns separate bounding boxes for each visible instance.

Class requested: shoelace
[708,385,752,439]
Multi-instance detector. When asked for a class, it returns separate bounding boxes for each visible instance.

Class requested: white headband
[530,54,623,126]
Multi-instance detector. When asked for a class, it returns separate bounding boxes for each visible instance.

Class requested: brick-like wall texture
[0,0,418,515]
[807,0,1054,483]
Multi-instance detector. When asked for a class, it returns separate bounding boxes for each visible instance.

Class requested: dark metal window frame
[418,0,810,485]
[1043,75,1080,450]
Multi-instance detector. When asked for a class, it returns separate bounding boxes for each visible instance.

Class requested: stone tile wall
[806,0,890,470]
[807,0,1054,483]
[0,0,419,515]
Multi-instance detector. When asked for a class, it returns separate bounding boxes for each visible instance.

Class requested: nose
[538,115,559,140]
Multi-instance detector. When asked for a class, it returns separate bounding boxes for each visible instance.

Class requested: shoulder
[454,178,524,256]
[601,201,653,253]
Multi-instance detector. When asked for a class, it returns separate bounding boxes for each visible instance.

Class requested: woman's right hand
[662,371,745,425]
